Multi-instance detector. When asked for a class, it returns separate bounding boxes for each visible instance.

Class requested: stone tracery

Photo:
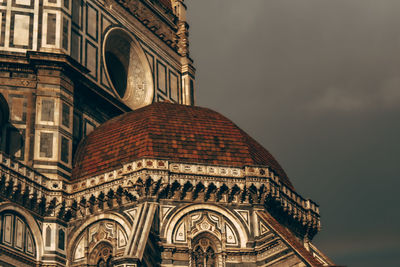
[71,219,128,265]
[192,234,220,267]
[89,241,113,267]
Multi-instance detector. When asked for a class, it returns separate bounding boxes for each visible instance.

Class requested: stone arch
[68,212,131,263]
[172,210,241,248]
[88,241,113,266]
[191,231,222,251]
[0,202,44,261]
[163,204,248,248]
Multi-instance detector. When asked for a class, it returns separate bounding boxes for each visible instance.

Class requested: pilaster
[32,62,74,180]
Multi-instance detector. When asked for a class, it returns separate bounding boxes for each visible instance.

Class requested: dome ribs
[72,102,293,190]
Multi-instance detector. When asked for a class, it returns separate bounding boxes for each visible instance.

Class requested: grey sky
[187,1,400,266]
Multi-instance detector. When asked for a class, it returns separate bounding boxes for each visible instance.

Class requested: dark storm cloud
[186,1,400,266]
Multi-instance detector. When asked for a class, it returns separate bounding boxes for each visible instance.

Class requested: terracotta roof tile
[72,102,294,189]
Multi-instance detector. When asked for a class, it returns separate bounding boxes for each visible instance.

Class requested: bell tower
[0,0,195,180]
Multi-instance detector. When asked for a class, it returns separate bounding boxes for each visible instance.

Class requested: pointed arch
[191,232,221,267]
[89,241,113,266]
[45,224,52,247]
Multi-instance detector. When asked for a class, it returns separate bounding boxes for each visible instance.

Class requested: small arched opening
[88,241,113,267]
[191,232,221,267]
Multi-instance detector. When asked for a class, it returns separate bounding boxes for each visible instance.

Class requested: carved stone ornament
[115,0,179,52]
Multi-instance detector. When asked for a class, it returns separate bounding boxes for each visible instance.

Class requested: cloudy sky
[186,0,400,266]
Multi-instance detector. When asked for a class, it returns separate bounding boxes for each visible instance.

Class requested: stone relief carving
[171,210,240,248]
[72,220,128,263]
[115,0,180,53]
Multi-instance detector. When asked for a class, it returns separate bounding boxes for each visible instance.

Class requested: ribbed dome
[72,102,293,189]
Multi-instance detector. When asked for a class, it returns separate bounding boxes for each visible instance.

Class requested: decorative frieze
[115,0,178,51]
[0,150,326,265]
[0,151,321,242]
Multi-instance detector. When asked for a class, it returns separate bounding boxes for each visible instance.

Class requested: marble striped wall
[0,0,184,105]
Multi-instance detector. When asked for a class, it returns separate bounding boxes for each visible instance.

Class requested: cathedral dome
[72,102,293,189]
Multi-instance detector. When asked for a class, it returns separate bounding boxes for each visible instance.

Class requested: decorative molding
[0,152,321,241]
[114,0,180,53]
[234,209,250,229]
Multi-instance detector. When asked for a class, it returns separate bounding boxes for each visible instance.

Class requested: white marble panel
[13,14,30,46]
[26,231,34,254]
[16,0,31,6]
[14,217,24,249]
[157,62,166,93]
[3,215,12,244]
[170,71,178,101]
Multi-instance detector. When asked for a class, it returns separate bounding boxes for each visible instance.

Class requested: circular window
[103,28,154,110]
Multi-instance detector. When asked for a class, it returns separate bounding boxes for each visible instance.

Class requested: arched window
[0,212,36,257]
[89,241,113,267]
[192,236,219,267]
[96,253,112,267]
[58,229,65,250]
[45,225,52,247]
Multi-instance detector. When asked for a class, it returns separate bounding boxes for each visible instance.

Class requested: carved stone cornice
[66,159,320,240]
[113,0,183,54]
[177,21,189,56]
[0,152,320,241]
